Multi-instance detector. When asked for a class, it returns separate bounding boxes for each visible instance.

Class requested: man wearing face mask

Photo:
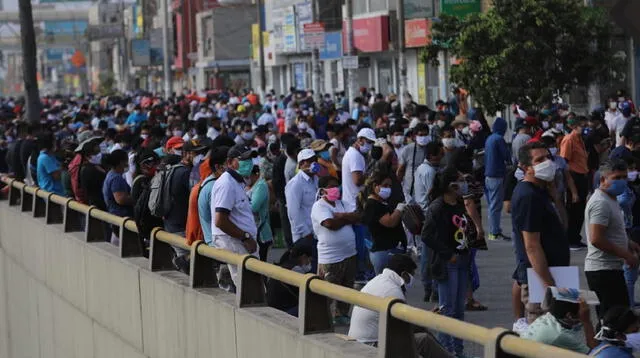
[235,121,254,146]
[348,254,453,358]
[389,125,406,158]
[163,139,203,273]
[211,144,259,286]
[511,142,570,324]
[285,149,320,245]
[585,159,640,317]
[342,128,377,212]
[484,117,512,241]
[560,116,590,250]
[397,123,430,202]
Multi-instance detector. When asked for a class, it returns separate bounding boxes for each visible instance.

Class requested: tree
[422,0,621,114]
[18,0,42,124]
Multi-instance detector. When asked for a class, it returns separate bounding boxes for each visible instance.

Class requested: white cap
[357,128,376,142]
[297,148,316,163]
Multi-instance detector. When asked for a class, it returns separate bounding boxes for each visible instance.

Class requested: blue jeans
[624,264,638,305]
[438,253,470,355]
[484,177,504,236]
[353,224,370,279]
[370,247,405,274]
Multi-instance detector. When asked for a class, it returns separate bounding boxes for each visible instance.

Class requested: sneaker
[333,315,351,326]
[569,242,588,251]
[488,233,511,241]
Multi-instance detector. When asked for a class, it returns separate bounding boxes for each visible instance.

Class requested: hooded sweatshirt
[484,117,509,178]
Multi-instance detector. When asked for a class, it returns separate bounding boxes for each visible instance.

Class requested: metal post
[344,0,356,102]
[311,0,321,99]
[257,0,266,99]
[397,0,407,111]
[630,36,637,106]
[162,0,173,99]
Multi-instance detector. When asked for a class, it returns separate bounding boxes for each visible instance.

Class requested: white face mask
[628,171,639,182]
[89,153,102,165]
[437,120,446,128]
[292,264,312,274]
[378,187,392,200]
[173,150,182,156]
[416,135,430,146]
[555,123,564,131]
[461,127,470,136]
[610,102,618,110]
[515,168,525,181]
[392,135,404,146]
[542,121,550,129]
[533,160,557,182]
[549,147,558,156]
[442,138,458,149]
[173,130,183,137]
[140,134,149,140]
[242,132,254,141]
[359,142,372,154]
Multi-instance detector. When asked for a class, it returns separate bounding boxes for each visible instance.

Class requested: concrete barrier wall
[0,202,377,358]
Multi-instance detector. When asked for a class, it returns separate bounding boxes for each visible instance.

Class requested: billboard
[131,39,151,66]
[295,1,312,51]
[43,20,88,35]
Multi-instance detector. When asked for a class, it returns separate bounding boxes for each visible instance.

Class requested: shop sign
[440,0,481,18]
[343,15,389,53]
[320,32,343,60]
[405,18,431,48]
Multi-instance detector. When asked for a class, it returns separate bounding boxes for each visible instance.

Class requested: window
[370,0,388,12]
[353,0,368,16]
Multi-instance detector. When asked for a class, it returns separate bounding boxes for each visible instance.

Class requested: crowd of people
[1,86,640,357]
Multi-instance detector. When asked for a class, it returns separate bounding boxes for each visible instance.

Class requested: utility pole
[162,0,172,99]
[397,0,407,112]
[344,0,355,103]
[257,0,266,99]
[311,0,321,100]
[18,0,42,124]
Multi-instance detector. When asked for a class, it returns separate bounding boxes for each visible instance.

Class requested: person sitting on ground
[590,306,639,357]
[521,287,597,353]
[266,239,313,317]
[348,254,453,358]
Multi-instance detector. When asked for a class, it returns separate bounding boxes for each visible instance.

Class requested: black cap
[228,144,256,160]
[183,138,209,153]
[256,125,268,134]
[209,146,230,165]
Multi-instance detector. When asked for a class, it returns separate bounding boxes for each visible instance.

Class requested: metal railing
[0,177,587,358]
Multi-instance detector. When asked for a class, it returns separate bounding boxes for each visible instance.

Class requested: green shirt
[251,178,272,243]
[521,313,589,354]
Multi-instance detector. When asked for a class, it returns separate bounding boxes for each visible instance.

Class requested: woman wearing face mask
[361,172,408,274]
[422,166,473,356]
[590,306,640,357]
[79,140,107,211]
[311,176,359,325]
[102,150,134,245]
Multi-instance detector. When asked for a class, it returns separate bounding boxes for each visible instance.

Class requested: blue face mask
[319,151,330,161]
[237,159,253,177]
[605,179,628,197]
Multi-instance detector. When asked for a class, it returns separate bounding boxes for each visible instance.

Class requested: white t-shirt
[311,199,356,264]
[348,269,406,343]
[210,171,257,239]
[606,112,627,147]
[341,147,366,212]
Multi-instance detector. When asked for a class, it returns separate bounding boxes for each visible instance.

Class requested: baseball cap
[75,136,103,153]
[357,128,376,142]
[228,144,256,160]
[183,138,209,153]
[297,148,316,163]
[209,146,230,165]
[165,136,184,150]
